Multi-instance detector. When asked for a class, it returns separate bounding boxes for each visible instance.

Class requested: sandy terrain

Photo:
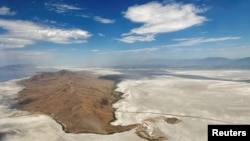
[112,70,250,140]
[17,70,136,134]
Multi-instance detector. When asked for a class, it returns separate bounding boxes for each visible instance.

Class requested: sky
[0,0,250,66]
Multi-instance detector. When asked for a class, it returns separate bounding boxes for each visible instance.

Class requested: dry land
[17,70,136,134]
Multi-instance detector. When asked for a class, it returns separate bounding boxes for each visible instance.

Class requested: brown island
[17,70,136,134]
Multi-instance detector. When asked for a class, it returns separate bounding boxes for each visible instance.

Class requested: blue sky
[0,0,250,66]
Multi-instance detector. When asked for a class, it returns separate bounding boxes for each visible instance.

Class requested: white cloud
[44,19,57,24]
[80,14,90,18]
[100,47,159,54]
[117,34,155,43]
[0,6,16,16]
[172,37,241,46]
[119,2,207,43]
[98,33,105,37]
[45,3,82,13]
[94,16,115,24]
[0,19,91,48]
[2,50,53,59]
[0,37,34,48]
[91,49,100,52]
[23,51,51,58]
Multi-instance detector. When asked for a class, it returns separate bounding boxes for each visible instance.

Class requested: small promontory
[17,70,136,134]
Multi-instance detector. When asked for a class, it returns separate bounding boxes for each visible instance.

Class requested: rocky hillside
[17,70,136,134]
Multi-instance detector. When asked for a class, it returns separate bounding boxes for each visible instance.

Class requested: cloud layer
[0,19,91,48]
[171,37,241,47]
[119,2,207,43]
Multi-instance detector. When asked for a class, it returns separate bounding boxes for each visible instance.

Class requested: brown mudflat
[17,70,136,134]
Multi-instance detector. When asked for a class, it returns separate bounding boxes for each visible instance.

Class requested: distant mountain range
[114,57,250,69]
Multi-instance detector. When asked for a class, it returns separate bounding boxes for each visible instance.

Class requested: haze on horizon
[0,0,250,67]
